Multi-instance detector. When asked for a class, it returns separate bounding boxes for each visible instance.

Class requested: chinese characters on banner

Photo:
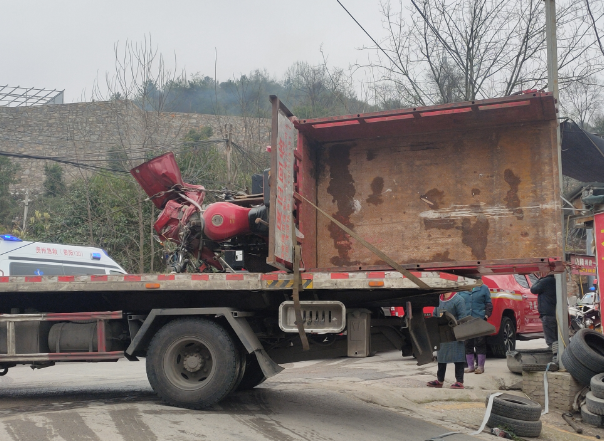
[274,109,295,263]
[569,254,597,276]
[35,246,83,257]
[594,213,604,312]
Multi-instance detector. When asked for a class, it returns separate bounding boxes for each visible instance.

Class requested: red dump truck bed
[282,92,562,277]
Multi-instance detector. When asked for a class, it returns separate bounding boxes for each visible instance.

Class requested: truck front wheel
[489,316,516,358]
[146,318,241,409]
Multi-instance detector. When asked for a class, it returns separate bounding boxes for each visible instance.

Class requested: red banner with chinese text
[569,254,597,276]
[594,213,604,313]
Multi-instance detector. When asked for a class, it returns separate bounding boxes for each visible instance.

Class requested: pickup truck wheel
[489,317,516,358]
[236,353,266,391]
[146,318,241,409]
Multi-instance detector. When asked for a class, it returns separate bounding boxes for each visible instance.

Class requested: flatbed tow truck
[0,93,563,409]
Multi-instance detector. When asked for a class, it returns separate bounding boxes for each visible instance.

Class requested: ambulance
[0,234,126,276]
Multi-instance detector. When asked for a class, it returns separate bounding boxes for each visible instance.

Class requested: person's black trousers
[464,335,487,355]
[437,362,464,383]
[541,315,557,348]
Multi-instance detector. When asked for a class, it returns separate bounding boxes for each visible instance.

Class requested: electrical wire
[336,0,407,75]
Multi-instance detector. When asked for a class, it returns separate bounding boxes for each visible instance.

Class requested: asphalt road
[0,355,478,441]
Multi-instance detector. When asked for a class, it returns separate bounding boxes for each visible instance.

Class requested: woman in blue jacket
[426,292,467,389]
[459,283,493,374]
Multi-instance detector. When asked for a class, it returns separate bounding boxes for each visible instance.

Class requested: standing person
[530,272,557,348]
[427,292,467,389]
[459,283,493,374]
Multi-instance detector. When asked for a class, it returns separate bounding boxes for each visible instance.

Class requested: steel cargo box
[268,93,562,277]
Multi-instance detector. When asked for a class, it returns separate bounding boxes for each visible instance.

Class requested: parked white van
[0,235,127,276]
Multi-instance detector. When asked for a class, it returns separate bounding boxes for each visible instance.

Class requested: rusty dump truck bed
[290,93,562,276]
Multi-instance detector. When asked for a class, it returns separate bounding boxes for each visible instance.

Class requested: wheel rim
[503,322,515,352]
[163,336,215,391]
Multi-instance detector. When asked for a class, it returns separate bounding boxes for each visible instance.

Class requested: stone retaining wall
[0,101,270,195]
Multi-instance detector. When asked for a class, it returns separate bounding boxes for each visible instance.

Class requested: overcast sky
[1,1,391,103]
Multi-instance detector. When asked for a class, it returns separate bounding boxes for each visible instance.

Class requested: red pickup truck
[391,274,543,357]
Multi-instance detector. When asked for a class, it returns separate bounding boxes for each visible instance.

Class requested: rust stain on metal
[423,218,456,230]
[504,169,524,220]
[431,251,454,262]
[366,177,384,205]
[461,215,489,260]
[422,188,445,209]
[366,150,377,161]
[327,144,358,266]
[472,188,481,196]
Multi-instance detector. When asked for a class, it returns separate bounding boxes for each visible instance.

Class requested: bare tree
[561,76,603,128]
[88,36,187,273]
[361,0,601,106]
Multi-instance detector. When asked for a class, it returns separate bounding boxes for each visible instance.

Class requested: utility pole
[22,190,29,233]
[226,123,233,187]
[545,0,569,364]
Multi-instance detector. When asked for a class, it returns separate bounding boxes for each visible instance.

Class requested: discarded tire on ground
[591,373,604,399]
[582,405,604,427]
[521,362,558,372]
[561,346,599,386]
[507,348,554,374]
[586,392,604,415]
[570,329,604,372]
[486,413,542,438]
[484,394,542,421]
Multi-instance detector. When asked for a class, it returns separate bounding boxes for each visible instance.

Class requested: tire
[486,413,542,438]
[591,373,604,399]
[582,405,604,427]
[484,393,542,421]
[231,347,248,391]
[521,363,558,372]
[236,353,266,391]
[146,318,242,409]
[586,391,604,415]
[489,316,516,358]
[561,346,599,386]
[570,329,604,373]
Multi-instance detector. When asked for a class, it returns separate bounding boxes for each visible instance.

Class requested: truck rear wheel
[489,316,516,358]
[146,318,241,409]
[236,353,266,391]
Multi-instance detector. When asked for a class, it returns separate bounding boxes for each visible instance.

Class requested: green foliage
[23,126,266,273]
[163,63,374,119]
[43,163,65,197]
[0,157,21,231]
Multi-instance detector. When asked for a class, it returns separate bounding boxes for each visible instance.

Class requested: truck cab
[0,235,126,276]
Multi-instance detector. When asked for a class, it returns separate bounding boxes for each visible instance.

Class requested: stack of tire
[486,394,542,438]
[561,329,604,387]
[583,374,604,427]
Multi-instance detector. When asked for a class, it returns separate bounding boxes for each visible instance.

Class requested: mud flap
[453,316,496,341]
[254,348,284,378]
[407,308,435,366]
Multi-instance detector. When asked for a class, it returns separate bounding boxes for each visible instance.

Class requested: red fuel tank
[203,202,251,241]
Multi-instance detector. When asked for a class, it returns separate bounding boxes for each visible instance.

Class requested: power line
[335,0,406,75]
[0,150,130,174]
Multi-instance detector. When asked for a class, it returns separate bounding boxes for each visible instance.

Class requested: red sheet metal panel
[268,96,296,269]
[295,93,556,143]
